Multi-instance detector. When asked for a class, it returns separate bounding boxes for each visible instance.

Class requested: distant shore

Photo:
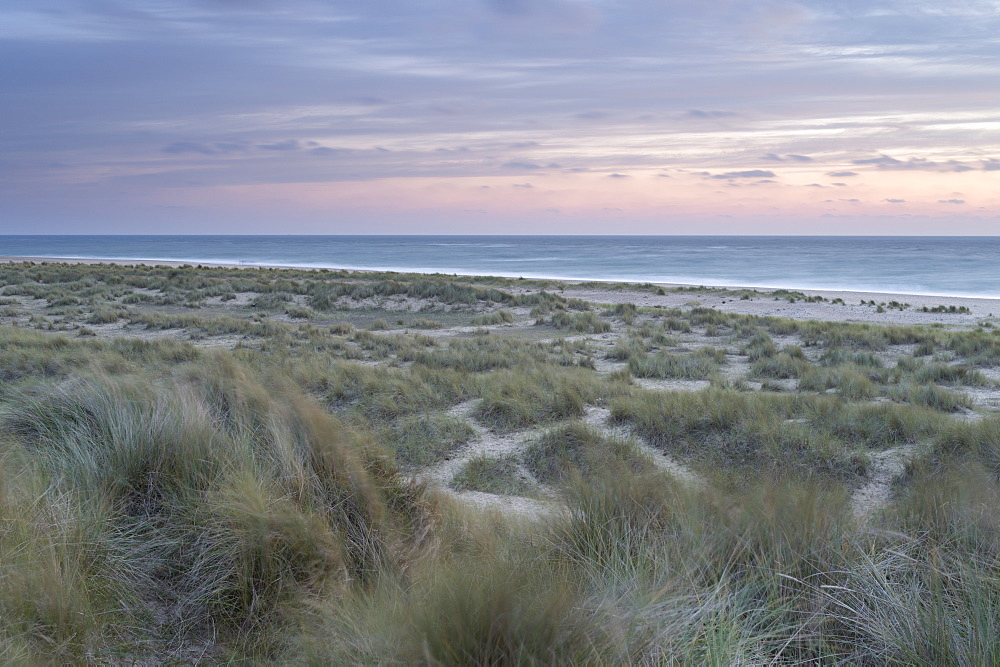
[1,254,996,326]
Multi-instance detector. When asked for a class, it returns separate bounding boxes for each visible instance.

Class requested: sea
[1,235,998,299]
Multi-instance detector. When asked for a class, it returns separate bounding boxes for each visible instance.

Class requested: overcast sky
[3,0,1000,234]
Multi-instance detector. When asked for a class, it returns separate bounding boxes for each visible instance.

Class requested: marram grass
[1,262,999,662]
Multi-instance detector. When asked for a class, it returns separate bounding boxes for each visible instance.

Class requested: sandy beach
[2,254,995,327]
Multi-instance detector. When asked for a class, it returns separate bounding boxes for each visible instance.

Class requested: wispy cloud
[711,170,776,179]
[764,153,812,162]
[853,155,982,172]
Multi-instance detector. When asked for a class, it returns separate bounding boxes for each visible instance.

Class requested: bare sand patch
[445,490,563,519]
[560,285,997,326]
[852,444,919,521]
[634,378,711,392]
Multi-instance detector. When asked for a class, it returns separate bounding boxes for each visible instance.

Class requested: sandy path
[413,400,562,518]
[851,444,918,521]
[414,402,706,518]
[441,490,561,518]
[418,400,535,485]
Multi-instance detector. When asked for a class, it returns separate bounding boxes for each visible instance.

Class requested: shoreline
[2,254,997,325]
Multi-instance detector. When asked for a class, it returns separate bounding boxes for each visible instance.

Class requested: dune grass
[2,262,1000,662]
[1,354,433,660]
[523,421,652,484]
[451,454,536,496]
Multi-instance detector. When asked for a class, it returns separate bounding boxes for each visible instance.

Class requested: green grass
[450,454,535,495]
[628,349,721,379]
[610,389,870,483]
[548,310,612,333]
[470,309,515,326]
[799,366,879,400]
[523,421,652,484]
[751,352,810,379]
[908,383,973,412]
[474,366,606,431]
[0,355,433,659]
[377,413,475,467]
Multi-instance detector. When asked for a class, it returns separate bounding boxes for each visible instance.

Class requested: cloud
[161,141,251,155]
[503,161,545,170]
[213,142,248,153]
[764,153,812,162]
[827,171,858,177]
[607,173,629,178]
[308,146,346,156]
[884,198,906,203]
[512,182,533,188]
[711,170,776,179]
[685,109,737,119]
[984,160,1000,171]
[854,156,906,168]
[853,155,977,172]
[162,141,216,155]
[258,140,301,151]
[938,199,965,204]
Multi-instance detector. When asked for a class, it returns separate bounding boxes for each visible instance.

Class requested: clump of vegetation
[628,347,722,380]
[548,310,611,334]
[451,454,535,495]
[284,304,316,319]
[0,355,432,660]
[523,422,651,484]
[470,310,514,326]
[474,366,604,431]
[378,413,475,467]
[922,304,971,314]
[751,351,810,379]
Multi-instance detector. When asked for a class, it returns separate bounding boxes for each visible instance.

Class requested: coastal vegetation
[0,261,999,662]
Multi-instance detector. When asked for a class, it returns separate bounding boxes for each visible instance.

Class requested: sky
[2,0,1000,235]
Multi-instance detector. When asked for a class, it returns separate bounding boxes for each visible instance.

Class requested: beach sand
[2,254,994,327]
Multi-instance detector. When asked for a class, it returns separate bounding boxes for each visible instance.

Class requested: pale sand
[1,255,996,325]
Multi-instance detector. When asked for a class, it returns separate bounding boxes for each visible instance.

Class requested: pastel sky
[3,1,1000,234]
